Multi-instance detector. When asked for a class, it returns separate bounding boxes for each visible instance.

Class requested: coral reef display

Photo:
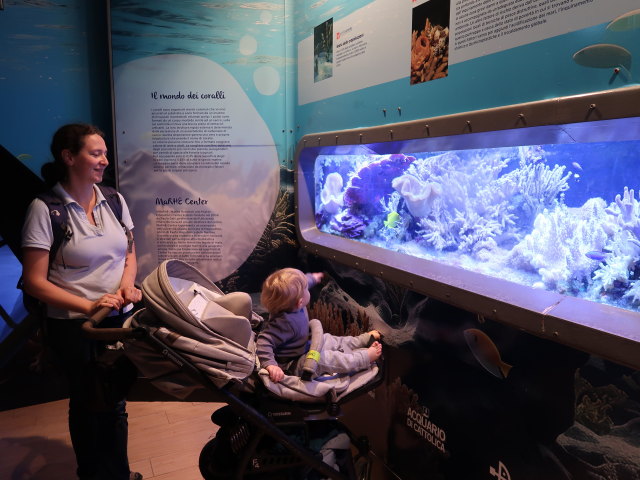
[313,140,640,313]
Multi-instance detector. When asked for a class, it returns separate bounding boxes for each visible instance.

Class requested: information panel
[297,0,638,105]
[114,54,279,281]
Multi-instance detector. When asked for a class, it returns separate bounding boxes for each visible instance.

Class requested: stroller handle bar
[81,305,146,341]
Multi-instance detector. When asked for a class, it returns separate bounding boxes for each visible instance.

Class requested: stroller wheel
[199,432,238,480]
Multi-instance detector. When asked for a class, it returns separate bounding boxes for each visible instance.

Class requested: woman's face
[64,133,108,184]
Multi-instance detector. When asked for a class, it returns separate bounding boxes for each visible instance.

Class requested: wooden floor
[0,398,225,479]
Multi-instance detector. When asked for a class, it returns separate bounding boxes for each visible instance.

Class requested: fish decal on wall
[572,43,631,70]
[606,8,640,32]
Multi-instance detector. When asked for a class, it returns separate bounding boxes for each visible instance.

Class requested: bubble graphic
[239,35,257,55]
[253,66,280,95]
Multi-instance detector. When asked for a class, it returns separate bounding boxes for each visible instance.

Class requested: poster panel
[110,2,286,283]
[114,54,279,281]
[298,0,638,105]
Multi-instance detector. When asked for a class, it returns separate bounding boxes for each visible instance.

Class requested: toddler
[257,267,382,383]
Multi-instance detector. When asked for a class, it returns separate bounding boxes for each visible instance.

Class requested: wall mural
[108,1,640,479]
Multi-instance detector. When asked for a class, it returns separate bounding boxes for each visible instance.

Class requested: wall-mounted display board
[108,2,287,282]
[295,0,640,139]
[295,85,640,370]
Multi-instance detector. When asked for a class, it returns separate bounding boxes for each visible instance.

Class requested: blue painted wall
[0,0,112,177]
[293,2,639,138]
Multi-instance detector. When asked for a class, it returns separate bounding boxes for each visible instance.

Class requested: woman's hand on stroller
[89,293,125,316]
[266,365,285,383]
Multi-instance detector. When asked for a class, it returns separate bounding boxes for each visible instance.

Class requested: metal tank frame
[294,85,640,371]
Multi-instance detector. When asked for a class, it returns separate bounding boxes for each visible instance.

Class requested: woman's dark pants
[46,316,132,480]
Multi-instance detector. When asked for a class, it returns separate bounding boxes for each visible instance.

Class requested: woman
[21,123,142,480]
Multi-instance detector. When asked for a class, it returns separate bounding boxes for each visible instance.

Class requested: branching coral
[585,186,640,300]
[514,146,572,221]
[410,150,519,256]
[416,201,457,251]
[509,198,610,292]
[605,186,640,242]
[509,186,640,305]
[592,254,633,291]
[623,280,640,304]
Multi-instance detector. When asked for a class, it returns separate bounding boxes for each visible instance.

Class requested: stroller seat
[124,259,381,406]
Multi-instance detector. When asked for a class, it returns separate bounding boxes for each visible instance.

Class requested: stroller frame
[83,303,383,480]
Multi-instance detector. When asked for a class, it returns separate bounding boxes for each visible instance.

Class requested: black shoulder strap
[36,189,71,266]
[97,184,133,252]
[97,184,123,222]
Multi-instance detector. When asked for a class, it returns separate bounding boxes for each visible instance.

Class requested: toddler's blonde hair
[260,268,308,314]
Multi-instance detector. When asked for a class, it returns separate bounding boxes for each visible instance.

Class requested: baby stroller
[83,259,383,480]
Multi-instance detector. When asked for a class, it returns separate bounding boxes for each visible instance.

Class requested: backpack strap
[36,189,72,267]
[97,184,134,252]
[16,188,72,315]
[97,184,123,221]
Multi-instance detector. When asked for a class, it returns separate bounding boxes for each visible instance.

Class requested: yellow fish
[383,212,400,228]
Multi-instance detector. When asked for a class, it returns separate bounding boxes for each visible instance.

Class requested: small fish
[585,250,608,261]
[571,162,583,171]
[606,9,640,32]
[463,329,511,379]
[383,211,400,229]
[572,44,631,69]
[17,153,32,161]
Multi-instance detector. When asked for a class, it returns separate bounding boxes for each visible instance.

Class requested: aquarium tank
[312,137,640,314]
[295,94,640,369]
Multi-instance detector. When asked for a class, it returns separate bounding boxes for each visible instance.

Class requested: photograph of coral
[410,0,450,85]
[314,18,333,82]
[313,139,640,314]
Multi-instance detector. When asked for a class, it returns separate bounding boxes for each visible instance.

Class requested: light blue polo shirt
[22,183,135,319]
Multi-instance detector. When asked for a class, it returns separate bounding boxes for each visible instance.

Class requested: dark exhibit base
[321,283,640,480]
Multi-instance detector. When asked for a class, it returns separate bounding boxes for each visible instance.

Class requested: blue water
[0,1,110,176]
[109,0,289,162]
[313,137,640,313]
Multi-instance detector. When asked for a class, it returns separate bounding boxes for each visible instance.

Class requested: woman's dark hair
[41,123,105,187]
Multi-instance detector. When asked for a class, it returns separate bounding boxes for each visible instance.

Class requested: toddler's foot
[365,330,382,346]
[368,341,382,362]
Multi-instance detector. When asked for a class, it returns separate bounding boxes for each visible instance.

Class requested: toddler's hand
[266,365,285,383]
[310,272,324,284]
[119,285,142,305]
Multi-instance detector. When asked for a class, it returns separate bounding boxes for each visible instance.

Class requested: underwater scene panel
[314,140,640,313]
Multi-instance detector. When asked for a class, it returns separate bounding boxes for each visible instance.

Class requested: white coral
[320,172,344,214]
[391,173,442,218]
[508,199,610,292]
[409,148,519,255]
[605,186,640,241]
[623,280,640,305]
[592,254,632,291]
